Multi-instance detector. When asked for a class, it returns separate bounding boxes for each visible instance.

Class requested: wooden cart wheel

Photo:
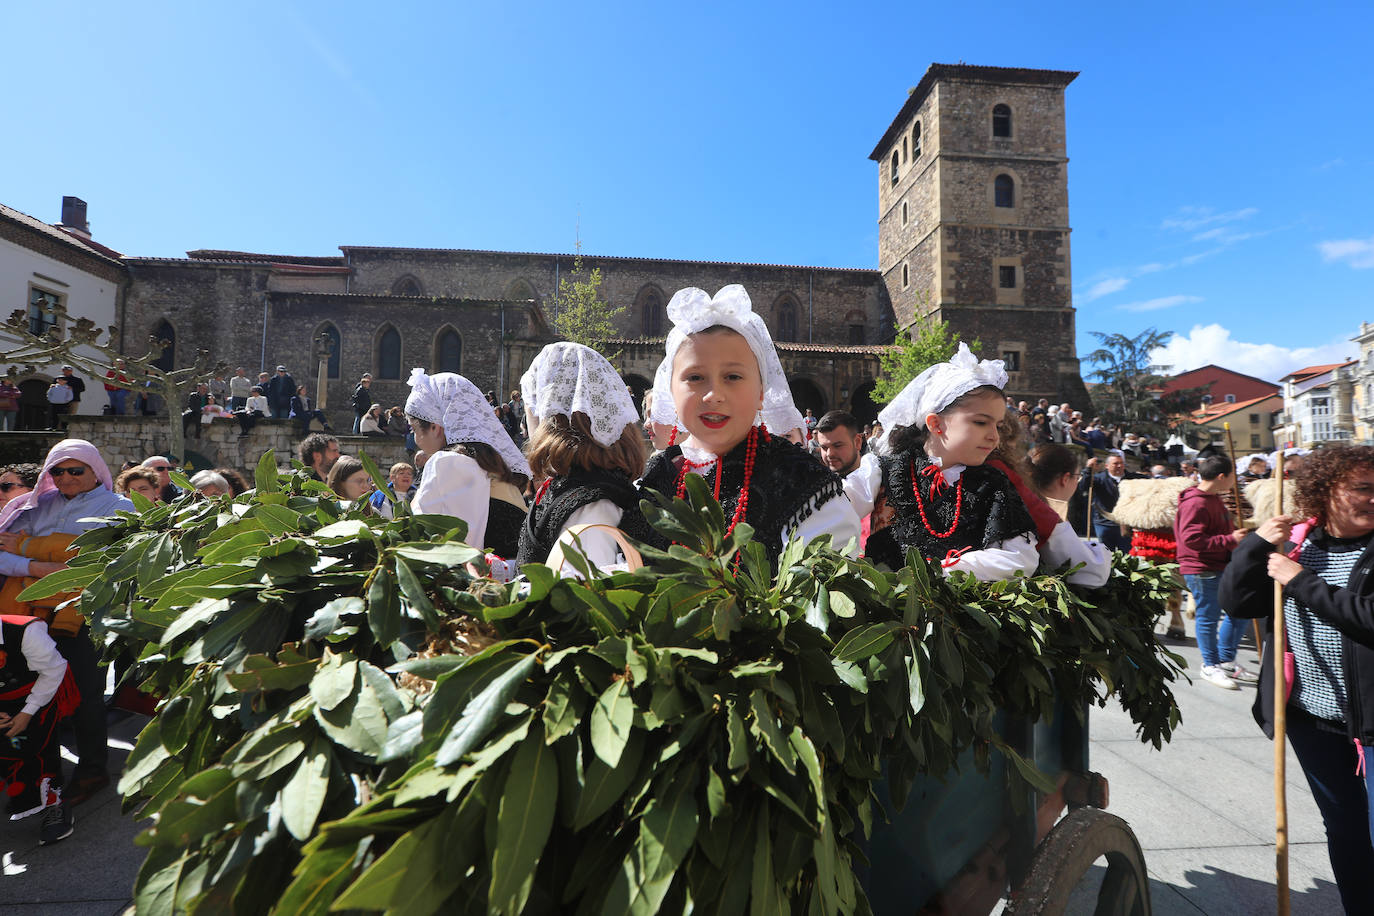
[1006,807,1151,916]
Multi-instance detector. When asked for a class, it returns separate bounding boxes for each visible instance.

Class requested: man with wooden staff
[1222,445,1374,914]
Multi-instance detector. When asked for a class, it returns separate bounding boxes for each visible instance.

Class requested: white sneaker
[1201,665,1240,690]
[1223,662,1259,683]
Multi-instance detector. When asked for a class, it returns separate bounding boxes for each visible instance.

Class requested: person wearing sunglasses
[0,439,133,815]
[140,455,182,503]
[0,464,38,509]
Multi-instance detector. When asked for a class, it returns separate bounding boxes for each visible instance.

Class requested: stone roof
[0,201,126,268]
[608,337,890,356]
[337,245,879,275]
[185,249,346,267]
[868,63,1079,161]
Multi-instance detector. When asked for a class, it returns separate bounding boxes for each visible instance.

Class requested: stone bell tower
[871,63,1090,407]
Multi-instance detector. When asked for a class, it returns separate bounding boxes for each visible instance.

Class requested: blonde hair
[526,411,646,481]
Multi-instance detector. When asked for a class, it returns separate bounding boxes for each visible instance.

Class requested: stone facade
[64,415,411,477]
[871,65,1088,407]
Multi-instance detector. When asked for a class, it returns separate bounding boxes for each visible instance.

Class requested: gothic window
[901,136,907,163]
[152,320,176,372]
[319,323,341,378]
[507,279,535,301]
[992,104,1012,138]
[901,201,908,225]
[436,328,462,373]
[902,264,910,288]
[377,326,401,380]
[994,174,1015,208]
[999,265,1017,289]
[890,151,899,186]
[642,291,664,337]
[27,287,60,337]
[1002,350,1022,372]
[912,121,922,159]
[777,300,799,342]
[849,324,866,345]
[392,276,422,297]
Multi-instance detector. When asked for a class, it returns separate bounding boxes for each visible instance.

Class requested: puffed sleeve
[551,500,628,575]
[1041,521,1112,588]
[843,452,884,520]
[788,492,863,558]
[941,533,1040,582]
[410,451,491,550]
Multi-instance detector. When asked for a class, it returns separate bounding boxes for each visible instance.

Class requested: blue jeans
[107,389,127,415]
[1287,710,1374,913]
[1185,572,1241,667]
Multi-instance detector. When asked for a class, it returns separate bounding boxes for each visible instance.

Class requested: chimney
[60,196,90,236]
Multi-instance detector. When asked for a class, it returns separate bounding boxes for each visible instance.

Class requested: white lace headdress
[873,343,1006,454]
[520,342,639,448]
[405,369,531,477]
[649,285,804,435]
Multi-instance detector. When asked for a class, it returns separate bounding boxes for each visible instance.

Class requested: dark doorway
[788,378,826,424]
[624,374,652,416]
[18,379,50,430]
[851,380,879,424]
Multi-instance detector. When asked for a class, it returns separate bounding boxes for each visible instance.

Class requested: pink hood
[0,438,117,533]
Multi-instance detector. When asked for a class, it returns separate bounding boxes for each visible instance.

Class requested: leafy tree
[548,244,624,358]
[1084,327,1177,434]
[872,318,980,405]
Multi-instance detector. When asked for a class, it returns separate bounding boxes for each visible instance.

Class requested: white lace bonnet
[520,342,639,448]
[649,285,805,434]
[405,368,531,477]
[873,343,1007,453]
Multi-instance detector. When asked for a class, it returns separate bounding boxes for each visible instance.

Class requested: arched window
[912,121,922,159]
[902,264,910,288]
[318,323,341,379]
[777,299,799,342]
[392,276,422,297]
[992,104,1012,138]
[377,326,401,380]
[641,291,664,337]
[507,279,536,302]
[152,320,176,372]
[994,174,1015,208]
[436,328,462,373]
[901,136,908,163]
[890,151,899,186]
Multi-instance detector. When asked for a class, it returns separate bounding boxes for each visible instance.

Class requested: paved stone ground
[0,618,1347,914]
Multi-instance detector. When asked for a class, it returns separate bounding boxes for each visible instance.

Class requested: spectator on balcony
[102,359,130,416]
[227,367,253,412]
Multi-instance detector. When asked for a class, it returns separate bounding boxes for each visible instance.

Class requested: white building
[0,197,128,427]
[1274,359,1358,448]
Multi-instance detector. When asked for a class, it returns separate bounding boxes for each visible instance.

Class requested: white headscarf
[520,342,639,448]
[405,369,531,478]
[872,343,1006,454]
[649,285,804,435]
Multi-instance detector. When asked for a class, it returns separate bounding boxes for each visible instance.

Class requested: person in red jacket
[1175,455,1251,689]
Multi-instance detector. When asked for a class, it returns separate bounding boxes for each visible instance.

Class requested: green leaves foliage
[92,450,1183,914]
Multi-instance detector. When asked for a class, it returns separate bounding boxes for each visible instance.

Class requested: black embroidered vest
[638,434,845,572]
[0,617,40,697]
[485,497,527,561]
[515,468,662,567]
[865,448,1037,570]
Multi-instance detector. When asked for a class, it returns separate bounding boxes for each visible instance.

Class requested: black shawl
[514,468,660,567]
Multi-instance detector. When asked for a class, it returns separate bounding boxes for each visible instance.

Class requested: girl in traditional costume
[854,344,1039,580]
[404,369,530,560]
[514,342,659,571]
[638,286,860,570]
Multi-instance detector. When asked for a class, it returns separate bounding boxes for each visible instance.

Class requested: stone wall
[64,416,412,476]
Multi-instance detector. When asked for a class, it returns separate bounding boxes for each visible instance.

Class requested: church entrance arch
[788,378,826,423]
[850,380,879,424]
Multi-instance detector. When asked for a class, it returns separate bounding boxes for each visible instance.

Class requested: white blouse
[411,451,490,549]
[0,621,68,716]
[844,452,1038,582]
[1041,521,1112,587]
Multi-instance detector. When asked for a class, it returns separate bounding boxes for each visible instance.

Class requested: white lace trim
[520,342,639,448]
[405,369,531,477]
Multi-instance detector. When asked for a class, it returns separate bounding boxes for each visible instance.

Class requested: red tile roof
[1191,393,1282,422]
[1282,361,1356,383]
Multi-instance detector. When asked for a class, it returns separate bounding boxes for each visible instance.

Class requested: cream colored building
[1352,321,1374,444]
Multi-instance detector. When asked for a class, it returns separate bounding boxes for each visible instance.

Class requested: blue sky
[5,1,1371,382]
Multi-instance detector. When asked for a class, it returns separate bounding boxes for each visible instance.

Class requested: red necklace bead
[673,425,760,541]
[910,459,962,538]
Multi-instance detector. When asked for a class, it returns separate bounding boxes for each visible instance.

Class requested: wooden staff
[1273,450,1290,915]
[1085,468,1096,543]
[1223,423,1264,651]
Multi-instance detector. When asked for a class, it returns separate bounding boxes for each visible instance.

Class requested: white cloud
[1151,324,1355,382]
[1081,276,1129,302]
[1318,236,1374,269]
[1161,206,1259,232]
[1116,294,1203,313]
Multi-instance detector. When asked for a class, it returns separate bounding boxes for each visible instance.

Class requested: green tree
[872,318,980,404]
[548,245,624,358]
[1084,327,1176,434]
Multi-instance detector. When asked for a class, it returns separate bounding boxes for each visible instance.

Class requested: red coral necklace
[910,459,963,538]
[674,424,765,539]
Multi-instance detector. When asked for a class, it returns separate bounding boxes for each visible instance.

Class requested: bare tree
[1,297,224,464]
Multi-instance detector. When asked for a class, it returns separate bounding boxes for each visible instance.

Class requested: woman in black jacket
[1219,445,1374,913]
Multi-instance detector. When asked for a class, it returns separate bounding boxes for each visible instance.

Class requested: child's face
[924,390,1003,467]
[670,329,764,454]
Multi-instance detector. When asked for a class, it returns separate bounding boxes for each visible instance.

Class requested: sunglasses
[0,482,26,492]
[149,466,172,472]
[49,467,88,478]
